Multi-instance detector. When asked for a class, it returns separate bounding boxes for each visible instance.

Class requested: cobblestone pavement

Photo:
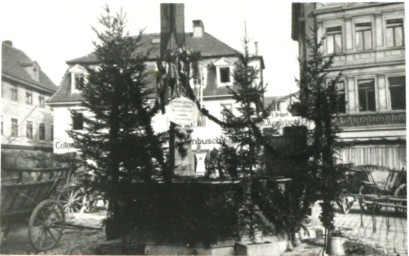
[308,202,407,256]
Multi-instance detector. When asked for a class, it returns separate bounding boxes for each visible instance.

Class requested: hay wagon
[1,166,72,251]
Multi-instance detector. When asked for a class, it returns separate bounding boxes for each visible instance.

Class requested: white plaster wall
[1,80,54,149]
[53,106,77,154]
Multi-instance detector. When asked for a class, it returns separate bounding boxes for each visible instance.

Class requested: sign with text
[262,116,311,135]
[168,96,198,127]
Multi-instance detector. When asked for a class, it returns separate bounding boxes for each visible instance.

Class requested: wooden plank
[1,167,71,173]
[2,180,59,188]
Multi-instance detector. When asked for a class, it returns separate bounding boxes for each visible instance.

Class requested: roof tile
[2,42,57,92]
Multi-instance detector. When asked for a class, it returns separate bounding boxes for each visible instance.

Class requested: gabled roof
[66,32,241,64]
[2,41,57,93]
[49,32,265,105]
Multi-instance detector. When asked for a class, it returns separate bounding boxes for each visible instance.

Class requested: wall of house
[1,79,54,150]
[52,105,80,154]
[295,3,406,170]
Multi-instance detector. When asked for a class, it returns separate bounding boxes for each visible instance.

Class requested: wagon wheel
[336,194,354,214]
[359,185,382,213]
[81,190,99,213]
[394,183,406,214]
[28,199,65,252]
[57,186,84,214]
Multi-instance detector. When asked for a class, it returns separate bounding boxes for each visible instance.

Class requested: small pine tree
[217,38,275,241]
[69,7,169,244]
[291,25,344,251]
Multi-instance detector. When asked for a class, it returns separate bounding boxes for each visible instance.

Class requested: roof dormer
[20,61,40,81]
[214,57,234,86]
[68,64,87,94]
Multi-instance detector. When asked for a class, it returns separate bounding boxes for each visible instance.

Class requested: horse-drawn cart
[337,165,406,214]
[1,166,72,251]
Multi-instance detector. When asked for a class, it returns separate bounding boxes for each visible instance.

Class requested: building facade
[47,20,264,174]
[292,3,406,169]
[1,41,57,151]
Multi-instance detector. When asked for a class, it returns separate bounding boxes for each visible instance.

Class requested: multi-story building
[292,3,406,169]
[1,41,57,151]
[47,20,264,174]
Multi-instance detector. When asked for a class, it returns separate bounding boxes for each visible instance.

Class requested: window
[50,125,54,141]
[11,85,17,101]
[26,121,33,140]
[326,26,343,54]
[26,90,33,104]
[219,67,231,83]
[39,95,45,108]
[74,73,85,91]
[72,113,84,130]
[32,65,39,81]
[197,104,206,127]
[358,79,376,112]
[336,81,346,113]
[386,19,404,48]
[389,76,406,110]
[39,123,45,141]
[220,103,232,122]
[355,23,372,50]
[11,118,18,137]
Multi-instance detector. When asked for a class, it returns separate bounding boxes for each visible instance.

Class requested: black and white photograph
[0,1,407,255]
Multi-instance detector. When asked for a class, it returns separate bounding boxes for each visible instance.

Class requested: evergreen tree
[290,26,344,251]
[68,7,169,244]
[215,38,275,241]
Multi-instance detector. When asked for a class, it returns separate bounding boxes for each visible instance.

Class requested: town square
[1,1,406,255]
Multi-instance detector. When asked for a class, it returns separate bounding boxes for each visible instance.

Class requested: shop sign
[335,112,406,127]
[262,116,311,134]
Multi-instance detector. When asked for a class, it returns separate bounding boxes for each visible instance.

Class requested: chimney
[192,20,204,38]
[254,42,259,56]
[3,40,12,47]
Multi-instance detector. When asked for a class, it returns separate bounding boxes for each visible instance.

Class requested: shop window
[219,67,231,83]
[11,85,17,101]
[39,95,45,108]
[26,121,33,140]
[26,90,33,104]
[358,79,376,112]
[326,26,343,54]
[220,103,232,122]
[50,125,54,141]
[336,81,346,113]
[72,113,84,130]
[11,118,18,137]
[355,22,372,50]
[39,123,45,141]
[389,76,405,110]
[386,19,404,48]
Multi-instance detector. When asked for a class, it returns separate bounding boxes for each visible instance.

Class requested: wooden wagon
[337,165,406,214]
[1,166,72,251]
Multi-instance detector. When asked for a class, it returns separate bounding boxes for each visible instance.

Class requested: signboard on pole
[168,96,199,127]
